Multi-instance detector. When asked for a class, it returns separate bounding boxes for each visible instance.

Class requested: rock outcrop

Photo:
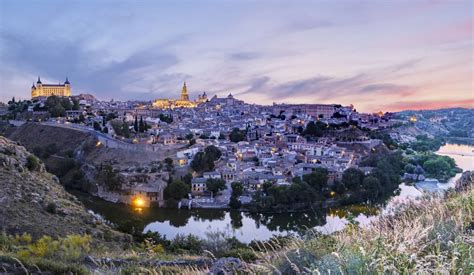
[455,171,473,192]
[0,136,130,242]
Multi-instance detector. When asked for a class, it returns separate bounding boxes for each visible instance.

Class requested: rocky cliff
[0,136,129,242]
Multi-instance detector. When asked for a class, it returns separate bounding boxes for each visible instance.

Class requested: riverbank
[69,143,473,243]
[2,183,471,274]
[249,186,473,274]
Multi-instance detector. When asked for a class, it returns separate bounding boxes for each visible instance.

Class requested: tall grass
[251,188,473,274]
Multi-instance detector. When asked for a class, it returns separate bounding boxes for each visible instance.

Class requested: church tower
[180,82,189,101]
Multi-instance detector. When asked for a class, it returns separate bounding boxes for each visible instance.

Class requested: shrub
[0,233,14,251]
[16,234,91,262]
[142,238,165,255]
[46,202,57,214]
[168,234,203,254]
[14,233,32,245]
[26,155,40,171]
[59,235,92,261]
[223,248,257,262]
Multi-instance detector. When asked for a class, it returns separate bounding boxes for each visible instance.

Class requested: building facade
[31,77,71,98]
[153,82,207,109]
[272,103,337,119]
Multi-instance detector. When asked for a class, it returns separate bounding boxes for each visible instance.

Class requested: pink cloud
[380,98,474,112]
[427,19,473,44]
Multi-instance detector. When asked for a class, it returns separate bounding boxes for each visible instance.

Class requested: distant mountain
[394,108,474,143]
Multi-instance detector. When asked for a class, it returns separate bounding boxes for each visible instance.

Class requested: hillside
[0,136,128,242]
[3,123,177,195]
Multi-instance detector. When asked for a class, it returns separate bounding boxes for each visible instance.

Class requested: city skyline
[0,0,472,112]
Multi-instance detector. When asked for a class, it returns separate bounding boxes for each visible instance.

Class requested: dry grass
[250,188,474,274]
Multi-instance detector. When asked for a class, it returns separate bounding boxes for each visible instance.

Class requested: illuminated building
[31,76,71,98]
[153,82,206,109]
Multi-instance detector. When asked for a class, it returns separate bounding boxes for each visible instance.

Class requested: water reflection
[72,189,381,242]
[71,143,473,243]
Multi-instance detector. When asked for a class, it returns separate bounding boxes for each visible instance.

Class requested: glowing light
[96,141,102,147]
[132,197,145,207]
[330,191,336,197]
[409,115,417,122]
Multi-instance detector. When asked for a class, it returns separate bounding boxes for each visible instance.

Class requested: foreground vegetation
[1,187,471,274]
[250,187,473,274]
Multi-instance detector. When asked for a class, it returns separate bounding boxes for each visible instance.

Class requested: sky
[0,0,472,112]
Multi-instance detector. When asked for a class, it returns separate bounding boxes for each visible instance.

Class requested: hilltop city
[1,77,453,210]
[0,75,472,274]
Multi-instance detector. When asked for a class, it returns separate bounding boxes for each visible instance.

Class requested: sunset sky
[0,0,472,112]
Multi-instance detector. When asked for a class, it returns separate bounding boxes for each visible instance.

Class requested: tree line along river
[71,143,474,243]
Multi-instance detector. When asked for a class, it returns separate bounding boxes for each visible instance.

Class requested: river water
[73,143,474,243]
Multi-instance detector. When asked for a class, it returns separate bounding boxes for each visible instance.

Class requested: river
[72,143,474,243]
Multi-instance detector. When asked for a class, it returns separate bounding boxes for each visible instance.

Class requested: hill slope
[0,136,128,242]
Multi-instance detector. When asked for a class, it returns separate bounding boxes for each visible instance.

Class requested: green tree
[303,121,324,138]
[134,116,138,132]
[159,113,173,124]
[362,176,381,199]
[342,168,364,191]
[190,147,221,173]
[93,121,101,131]
[164,180,190,202]
[205,145,222,160]
[121,121,130,138]
[26,155,40,172]
[182,173,193,185]
[164,158,174,171]
[60,97,72,110]
[229,196,241,209]
[206,178,226,194]
[229,128,246,142]
[139,116,145,132]
[72,98,80,110]
[110,119,123,136]
[302,168,328,192]
[231,182,244,197]
[99,165,121,191]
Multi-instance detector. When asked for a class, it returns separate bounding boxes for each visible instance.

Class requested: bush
[168,234,203,254]
[223,248,257,262]
[46,202,57,214]
[15,234,91,265]
[26,155,40,171]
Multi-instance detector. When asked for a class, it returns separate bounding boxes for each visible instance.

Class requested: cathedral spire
[180,81,189,101]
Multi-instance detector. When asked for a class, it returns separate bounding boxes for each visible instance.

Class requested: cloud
[359,83,415,96]
[0,31,180,100]
[229,52,261,61]
[380,99,474,111]
[235,59,423,108]
[288,19,334,31]
[427,19,473,45]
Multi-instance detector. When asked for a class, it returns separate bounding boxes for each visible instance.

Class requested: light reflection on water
[75,143,473,242]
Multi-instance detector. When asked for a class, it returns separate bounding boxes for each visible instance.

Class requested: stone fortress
[31,77,71,99]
